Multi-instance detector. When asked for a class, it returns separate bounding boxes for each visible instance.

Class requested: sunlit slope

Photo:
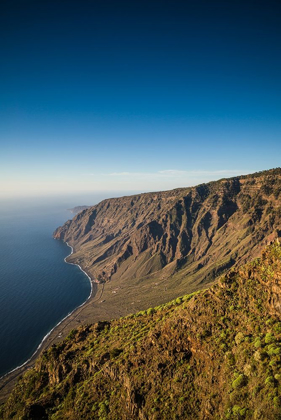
[54,169,281,303]
[2,242,281,419]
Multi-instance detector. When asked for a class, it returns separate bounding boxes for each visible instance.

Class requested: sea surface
[0,195,109,378]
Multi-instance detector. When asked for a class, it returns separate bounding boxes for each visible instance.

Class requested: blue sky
[1,0,281,198]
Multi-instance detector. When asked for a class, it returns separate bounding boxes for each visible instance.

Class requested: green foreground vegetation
[2,242,281,419]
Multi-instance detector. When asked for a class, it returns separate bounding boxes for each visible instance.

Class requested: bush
[98,400,109,419]
[147,308,155,316]
[67,329,77,340]
[232,374,246,389]
[265,376,274,385]
[232,405,246,417]
[267,347,277,356]
[254,339,262,348]
[274,322,281,334]
[235,332,245,345]
[265,333,275,344]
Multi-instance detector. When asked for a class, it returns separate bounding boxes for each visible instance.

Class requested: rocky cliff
[54,169,281,299]
[2,242,281,419]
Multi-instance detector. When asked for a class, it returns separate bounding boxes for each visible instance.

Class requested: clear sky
[1,0,281,198]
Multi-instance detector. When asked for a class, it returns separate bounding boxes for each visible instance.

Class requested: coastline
[64,241,94,300]
[0,240,97,402]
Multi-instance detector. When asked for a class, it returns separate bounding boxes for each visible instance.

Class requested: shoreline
[0,240,97,401]
[64,241,94,300]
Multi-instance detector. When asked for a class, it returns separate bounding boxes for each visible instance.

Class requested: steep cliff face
[54,169,281,292]
[2,242,281,419]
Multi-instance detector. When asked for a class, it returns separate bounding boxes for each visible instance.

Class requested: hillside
[2,242,281,419]
[53,169,281,317]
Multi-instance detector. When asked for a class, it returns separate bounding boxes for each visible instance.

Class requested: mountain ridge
[53,168,281,310]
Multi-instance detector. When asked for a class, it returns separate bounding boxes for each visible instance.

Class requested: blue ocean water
[0,198,93,377]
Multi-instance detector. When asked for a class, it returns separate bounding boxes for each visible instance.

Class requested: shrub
[235,332,245,345]
[274,322,281,334]
[98,402,109,420]
[254,339,262,348]
[147,308,155,316]
[265,376,274,385]
[232,374,246,389]
[267,347,277,356]
[232,405,246,417]
[265,333,275,344]
[232,405,241,415]
[67,329,77,340]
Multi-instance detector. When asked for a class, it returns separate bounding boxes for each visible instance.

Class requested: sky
[1,0,281,199]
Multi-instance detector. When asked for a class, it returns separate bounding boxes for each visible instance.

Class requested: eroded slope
[54,169,281,296]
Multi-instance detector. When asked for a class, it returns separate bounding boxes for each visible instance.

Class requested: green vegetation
[232,374,246,389]
[1,242,281,419]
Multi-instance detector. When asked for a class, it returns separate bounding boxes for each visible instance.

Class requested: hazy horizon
[0,169,254,200]
[1,0,281,198]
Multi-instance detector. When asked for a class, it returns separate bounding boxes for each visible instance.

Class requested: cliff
[2,242,281,419]
[54,169,281,305]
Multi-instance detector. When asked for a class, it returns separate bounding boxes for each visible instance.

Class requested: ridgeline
[53,168,281,321]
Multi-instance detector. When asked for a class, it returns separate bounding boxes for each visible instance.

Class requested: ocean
[0,195,110,378]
